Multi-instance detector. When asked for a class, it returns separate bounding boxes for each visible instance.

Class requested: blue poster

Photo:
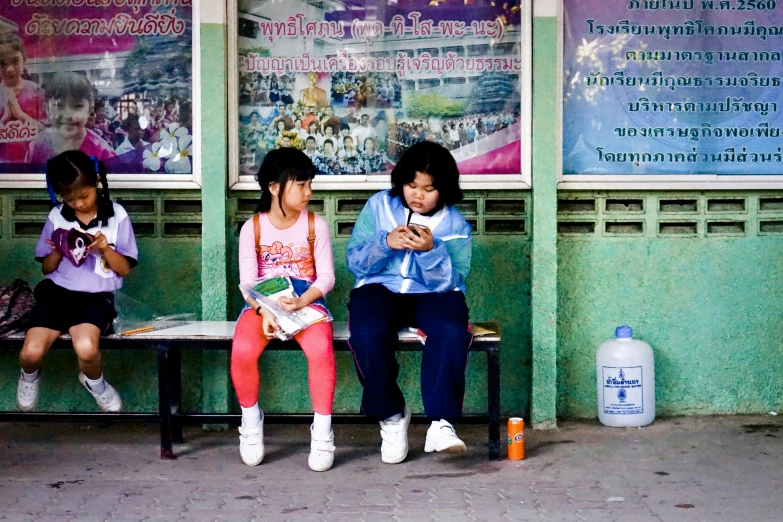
[564,0,783,175]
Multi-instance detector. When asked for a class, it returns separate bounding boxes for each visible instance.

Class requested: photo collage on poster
[0,1,193,177]
[237,0,524,179]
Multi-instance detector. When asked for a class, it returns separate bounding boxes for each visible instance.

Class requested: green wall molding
[530,15,559,429]
[200,21,231,419]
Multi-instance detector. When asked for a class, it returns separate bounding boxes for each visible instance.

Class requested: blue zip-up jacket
[346,190,472,294]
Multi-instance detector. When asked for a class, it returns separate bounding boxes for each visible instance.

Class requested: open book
[239,275,331,341]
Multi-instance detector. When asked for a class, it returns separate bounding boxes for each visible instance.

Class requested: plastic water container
[596,326,655,427]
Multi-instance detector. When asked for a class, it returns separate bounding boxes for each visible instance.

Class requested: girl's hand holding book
[261,312,280,339]
[277,296,304,312]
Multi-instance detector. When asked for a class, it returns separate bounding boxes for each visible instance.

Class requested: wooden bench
[0,322,502,460]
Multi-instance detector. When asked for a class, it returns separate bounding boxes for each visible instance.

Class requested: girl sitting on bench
[231,148,337,471]
[17,151,138,413]
[346,141,473,464]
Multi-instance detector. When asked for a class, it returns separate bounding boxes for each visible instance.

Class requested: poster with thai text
[235,0,525,180]
[564,0,783,176]
[0,0,193,178]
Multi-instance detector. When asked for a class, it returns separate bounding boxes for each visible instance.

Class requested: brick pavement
[0,415,781,521]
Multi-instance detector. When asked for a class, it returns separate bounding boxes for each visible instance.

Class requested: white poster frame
[228,0,532,191]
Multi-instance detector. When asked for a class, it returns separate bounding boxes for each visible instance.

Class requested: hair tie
[89,155,100,175]
[44,163,57,204]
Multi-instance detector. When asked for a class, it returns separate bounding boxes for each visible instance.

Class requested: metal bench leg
[157,344,176,460]
[487,347,501,460]
[169,347,183,444]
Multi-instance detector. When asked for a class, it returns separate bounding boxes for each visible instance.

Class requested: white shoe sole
[424,440,467,454]
[17,398,37,412]
[309,454,334,472]
[381,448,409,464]
[240,452,264,466]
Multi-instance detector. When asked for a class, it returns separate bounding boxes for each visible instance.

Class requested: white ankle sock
[241,404,262,428]
[384,412,403,423]
[85,374,106,394]
[21,369,40,383]
[312,412,332,438]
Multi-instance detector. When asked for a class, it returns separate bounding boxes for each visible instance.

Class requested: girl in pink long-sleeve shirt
[231,148,337,472]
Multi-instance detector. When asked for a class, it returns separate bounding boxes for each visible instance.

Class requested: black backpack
[0,279,35,337]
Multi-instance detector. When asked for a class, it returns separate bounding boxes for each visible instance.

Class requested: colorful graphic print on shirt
[258,241,315,279]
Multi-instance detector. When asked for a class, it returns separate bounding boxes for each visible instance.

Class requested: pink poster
[0,0,193,176]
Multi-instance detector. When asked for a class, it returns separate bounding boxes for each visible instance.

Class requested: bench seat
[0,321,502,459]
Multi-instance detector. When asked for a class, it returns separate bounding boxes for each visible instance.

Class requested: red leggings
[231,309,335,414]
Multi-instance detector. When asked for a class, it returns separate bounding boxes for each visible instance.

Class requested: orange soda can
[507,417,525,460]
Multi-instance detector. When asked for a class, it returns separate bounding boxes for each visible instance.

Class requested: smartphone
[408,224,427,237]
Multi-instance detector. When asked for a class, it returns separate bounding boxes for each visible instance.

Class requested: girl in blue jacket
[346,141,473,464]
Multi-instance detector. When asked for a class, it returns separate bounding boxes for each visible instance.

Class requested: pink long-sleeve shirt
[238,210,335,297]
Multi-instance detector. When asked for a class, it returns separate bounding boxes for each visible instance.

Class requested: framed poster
[0,0,200,189]
[229,0,531,191]
[562,0,783,189]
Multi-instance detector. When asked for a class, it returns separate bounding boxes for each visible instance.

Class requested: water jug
[596,326,655,427]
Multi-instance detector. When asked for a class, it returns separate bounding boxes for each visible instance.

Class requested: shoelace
[94,387,116,407]
[18,382,37,398]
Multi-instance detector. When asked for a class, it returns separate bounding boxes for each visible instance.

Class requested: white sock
[312,412,332,438]
[241,404,262,428]
[85,374,106,394]
[21,369,40,383]
[384,413,403,423]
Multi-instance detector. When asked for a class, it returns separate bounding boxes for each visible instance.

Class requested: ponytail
[92,156,113,226]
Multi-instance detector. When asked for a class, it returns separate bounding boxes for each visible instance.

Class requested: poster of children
[0,1,193,176]
[236,0,524,178]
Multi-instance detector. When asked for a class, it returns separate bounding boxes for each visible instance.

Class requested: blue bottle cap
[615,326,633,339]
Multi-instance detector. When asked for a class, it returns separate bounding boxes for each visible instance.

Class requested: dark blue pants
[348,284,472,424]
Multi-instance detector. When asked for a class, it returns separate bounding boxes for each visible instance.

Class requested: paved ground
[0,415,781,521]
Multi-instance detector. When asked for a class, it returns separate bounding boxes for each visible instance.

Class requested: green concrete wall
[557,192,783,417]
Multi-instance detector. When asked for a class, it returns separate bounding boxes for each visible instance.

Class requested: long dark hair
[390,141,463,208]
[46,150,113,225]
[255,148,316,216]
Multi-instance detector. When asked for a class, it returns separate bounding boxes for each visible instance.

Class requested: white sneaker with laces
[308,425,335,472]
[238,419,264,466]
[79,373,122,412]
[379,406,411,464]
[17,372,40,412]
[424,419,467,454]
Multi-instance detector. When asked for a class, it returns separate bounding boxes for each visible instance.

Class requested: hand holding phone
[408,224,427,237]
[405,225,434,252]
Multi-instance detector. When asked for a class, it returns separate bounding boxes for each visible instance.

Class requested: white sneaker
[308,425,335,472]
[238,419,264,466]
[379,406,411,464]
[424,419,467,454]
[79,373,122,413]
[17,372,40,412]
